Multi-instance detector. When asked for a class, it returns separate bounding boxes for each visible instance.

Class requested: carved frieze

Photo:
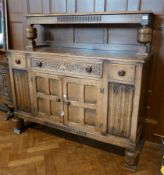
[44,121,87,137]
[31,58,103,78]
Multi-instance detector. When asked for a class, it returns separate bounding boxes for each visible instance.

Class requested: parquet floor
[0,112,161,175]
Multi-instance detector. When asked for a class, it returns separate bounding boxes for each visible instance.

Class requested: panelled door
[31,72,64,123]
[31,72,103,132]
[63,77,102,133]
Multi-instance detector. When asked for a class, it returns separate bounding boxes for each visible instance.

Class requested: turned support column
[137,25,153,55]
[13,117,24,134]
[26,24,37,49]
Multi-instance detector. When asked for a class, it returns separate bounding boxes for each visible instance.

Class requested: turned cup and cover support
[26,25,37,48]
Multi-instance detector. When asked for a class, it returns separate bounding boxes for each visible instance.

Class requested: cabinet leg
[124,149,140,172]
[13,118,24,134]
[5,107,14,120]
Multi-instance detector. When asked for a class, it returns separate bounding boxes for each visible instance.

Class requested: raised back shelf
[26,11,153,25]
[25,11,154,56]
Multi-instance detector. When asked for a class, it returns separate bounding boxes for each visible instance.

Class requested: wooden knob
[56,98,61,103]
[36,61,43,67]
[86,66,92,73]
[15,59,21,64]
[118,70,126,76]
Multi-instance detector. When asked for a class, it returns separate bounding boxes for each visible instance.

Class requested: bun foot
[12,118,24,134]
[124,149,140,172]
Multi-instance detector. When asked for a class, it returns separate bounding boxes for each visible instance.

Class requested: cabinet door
[13,69,31,113]
[63,77,102,132]
[31,72,64,123]
[0,63,12,105]
[106,83,134,138]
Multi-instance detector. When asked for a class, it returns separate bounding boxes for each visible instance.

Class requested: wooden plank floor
[0,113,161,175]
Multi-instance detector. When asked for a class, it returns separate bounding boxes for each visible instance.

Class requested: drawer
[11,54,27,69]
[31,57,103,78]
[108,64,135,83]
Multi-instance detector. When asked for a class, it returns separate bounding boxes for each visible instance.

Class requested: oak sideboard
[8,11,154,171]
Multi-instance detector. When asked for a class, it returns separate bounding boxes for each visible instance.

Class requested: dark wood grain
[13,70,31,112]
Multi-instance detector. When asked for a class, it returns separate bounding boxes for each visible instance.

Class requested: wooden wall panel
[28,0,43,14]
[77,0,95,13]
[144,17,164,140]
[8,0,23,13]
[50,0,67,13]
[10,23,24,50]
[106,0,128,11]
[67,0,76,13]
[141,0,164,14]
[7,0,27,50]
[128,0,141,11]
[47,26,74,43]
[108,28,138,45]
[75,27,105,44]
[95,0,105,12]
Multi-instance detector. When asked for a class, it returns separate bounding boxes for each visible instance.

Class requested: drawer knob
[36,61,43,67]
[118,70,126,76]
[86,66,92,73]
[15,59,21,64]
[56,98,61,103]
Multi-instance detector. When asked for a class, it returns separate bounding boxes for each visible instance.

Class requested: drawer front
[31,58,103,78]
[11,54,27,69]
[109,64,135,83]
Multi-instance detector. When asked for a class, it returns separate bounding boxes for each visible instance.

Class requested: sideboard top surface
[8,47,151,64]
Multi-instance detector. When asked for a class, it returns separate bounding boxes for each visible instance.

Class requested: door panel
[13,69,31,112]
[31,72,63,123]
[36,76,49,94]
[67,82,82,101]
[68,106,83,123]
[37,97,50,115]
[107,83,134,138]
[84,109,96,126]
[49,79,60,96]
[63,77,100,132]
[84,85,97,104]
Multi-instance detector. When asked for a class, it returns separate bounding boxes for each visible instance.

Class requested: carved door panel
[0,64,11,104]
[106,83,134,138]
[31,72,64,123]
[0,61,13,112]
[13,69,31,113]
[63,77,102,133]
